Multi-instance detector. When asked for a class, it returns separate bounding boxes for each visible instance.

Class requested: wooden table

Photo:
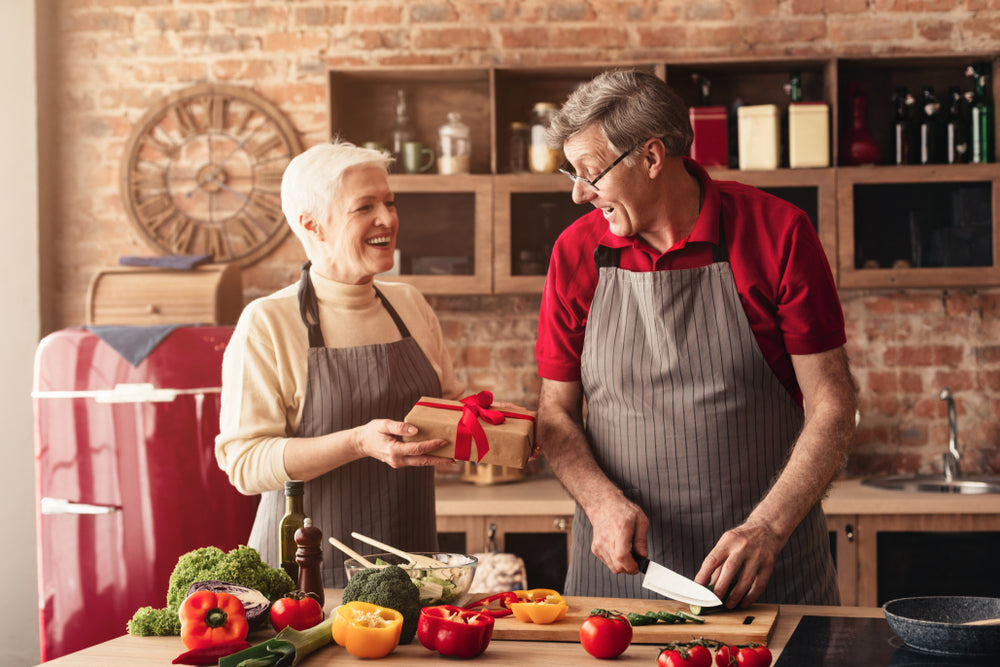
[38,595,884,666]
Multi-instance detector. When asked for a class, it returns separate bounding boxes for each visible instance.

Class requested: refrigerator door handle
[32,382,221,403]
[40,497,122,515]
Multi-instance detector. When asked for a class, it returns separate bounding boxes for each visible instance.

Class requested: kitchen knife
[632,552,723,608]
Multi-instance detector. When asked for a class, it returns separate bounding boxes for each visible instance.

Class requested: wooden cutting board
[490,596,779,646]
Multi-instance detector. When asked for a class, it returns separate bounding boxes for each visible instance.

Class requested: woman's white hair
[280,140,394,244]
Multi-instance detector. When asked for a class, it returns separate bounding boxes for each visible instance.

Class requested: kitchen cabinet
[329,56,998,293]
[823,478,1000,607]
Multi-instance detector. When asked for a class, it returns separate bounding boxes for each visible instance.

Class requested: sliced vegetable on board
[464,591,519,617]
[508,588,569,624]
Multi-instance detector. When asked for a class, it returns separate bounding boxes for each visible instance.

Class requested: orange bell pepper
[508,588,569,625]
[178,590,249,651]
[331,601,403,658]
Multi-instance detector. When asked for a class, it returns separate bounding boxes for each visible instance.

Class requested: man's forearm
[537,379,624,515]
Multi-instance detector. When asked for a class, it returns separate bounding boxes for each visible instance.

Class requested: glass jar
[437,111,471,174]
[529,102,561,173]
[508,121,529,173]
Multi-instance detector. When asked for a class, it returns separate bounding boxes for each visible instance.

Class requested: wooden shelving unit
[329,55,999,295]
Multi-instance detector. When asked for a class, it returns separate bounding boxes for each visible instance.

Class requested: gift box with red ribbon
[403,391,536,469]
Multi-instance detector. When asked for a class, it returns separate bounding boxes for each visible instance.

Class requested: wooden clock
[121,83,303,266]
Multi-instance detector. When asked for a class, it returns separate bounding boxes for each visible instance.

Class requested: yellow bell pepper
[331,601,403,658]
[508,588,569,625]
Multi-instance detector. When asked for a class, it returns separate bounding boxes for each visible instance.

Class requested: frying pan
[883,596,1000,657]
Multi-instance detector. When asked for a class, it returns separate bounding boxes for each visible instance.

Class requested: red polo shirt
[535,159,845,405]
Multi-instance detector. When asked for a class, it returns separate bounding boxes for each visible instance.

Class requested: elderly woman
[216,141,465,587]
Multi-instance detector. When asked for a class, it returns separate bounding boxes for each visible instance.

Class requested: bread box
[86,263,243,326]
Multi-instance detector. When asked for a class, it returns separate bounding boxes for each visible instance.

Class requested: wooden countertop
[38,593,884,666]
[435,475,1000,517]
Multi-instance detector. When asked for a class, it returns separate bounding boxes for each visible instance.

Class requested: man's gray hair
[546,69,693,161]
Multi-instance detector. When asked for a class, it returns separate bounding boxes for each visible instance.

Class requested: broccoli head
[341,565,421,644]
[127,545,296,636]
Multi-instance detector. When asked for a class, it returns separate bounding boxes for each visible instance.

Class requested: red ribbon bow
[456,391,505,463]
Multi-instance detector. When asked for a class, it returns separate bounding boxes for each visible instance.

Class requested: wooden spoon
[329,537,379,568]
[350,531,449,568]
[962,617,1000,626]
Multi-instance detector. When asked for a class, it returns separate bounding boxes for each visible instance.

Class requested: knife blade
[632,552,723,608]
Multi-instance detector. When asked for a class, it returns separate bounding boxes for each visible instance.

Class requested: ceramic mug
[362,141,386,152]
[402,141,435,174]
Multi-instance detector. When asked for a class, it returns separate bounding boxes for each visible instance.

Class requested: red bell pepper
[178,590,249,651]
[463,591,519,617]
[417,605,495,659]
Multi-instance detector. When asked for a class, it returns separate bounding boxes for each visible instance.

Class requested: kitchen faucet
[940,387,961,481]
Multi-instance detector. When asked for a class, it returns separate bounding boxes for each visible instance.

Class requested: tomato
[269,593,323,632]
[579,609,632,659]
[736,646,772,667]
[715,645,737,667]
[658,645,712,667]
[755,646,773,666]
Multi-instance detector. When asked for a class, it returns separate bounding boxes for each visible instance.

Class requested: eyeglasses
[558,141,643,191]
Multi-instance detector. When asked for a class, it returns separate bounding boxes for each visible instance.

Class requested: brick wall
[39,1,1000,477]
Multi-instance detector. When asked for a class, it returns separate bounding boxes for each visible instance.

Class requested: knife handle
[630,550,650,574]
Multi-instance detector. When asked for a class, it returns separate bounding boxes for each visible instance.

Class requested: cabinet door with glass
[329,68,494,293]
[837,164,999,288]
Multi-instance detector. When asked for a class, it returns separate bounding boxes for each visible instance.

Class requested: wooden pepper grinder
[294,517,324,607]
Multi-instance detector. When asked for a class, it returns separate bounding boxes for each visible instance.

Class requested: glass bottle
[945,86,968,164]
[389,89,416,160]
[437,111,471,175]
[890,87,917,165]
[279,480,305,581]
[529,102,561,174]
[839,83,882,166]
[967,64,993,164]
[508,122,529,173]
[918,86,944,164]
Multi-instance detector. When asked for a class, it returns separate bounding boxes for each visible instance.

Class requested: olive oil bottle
[280,480,305,580]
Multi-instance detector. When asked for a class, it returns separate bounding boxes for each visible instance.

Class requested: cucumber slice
[675,610,706,624]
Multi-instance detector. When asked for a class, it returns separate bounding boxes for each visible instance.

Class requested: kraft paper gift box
[403,391,536,469]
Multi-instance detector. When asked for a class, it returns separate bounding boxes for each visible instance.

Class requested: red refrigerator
[32,325,258,661]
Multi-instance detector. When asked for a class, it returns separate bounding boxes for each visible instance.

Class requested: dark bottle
[945,86,969,164]
[389,88,416,160]
[967,64,993,163]
[918,86,945,164]
[295,517,324,607]
[279,480,305,581]
[890,87,918,165]
[788,70,803,103]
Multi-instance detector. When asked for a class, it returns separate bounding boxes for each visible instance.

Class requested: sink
[862,474,1000,494]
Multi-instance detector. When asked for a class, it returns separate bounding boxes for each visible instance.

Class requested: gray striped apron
[566,234,838,605]
[247,261,442,588]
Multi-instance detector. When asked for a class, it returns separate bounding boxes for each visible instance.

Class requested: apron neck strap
[373,286,412,339]
[297,261,326,348]
[297,261,413,348]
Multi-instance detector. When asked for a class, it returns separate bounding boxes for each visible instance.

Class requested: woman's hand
[352,419,452,468]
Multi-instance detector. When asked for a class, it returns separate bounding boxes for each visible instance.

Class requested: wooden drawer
[86,263,243,326]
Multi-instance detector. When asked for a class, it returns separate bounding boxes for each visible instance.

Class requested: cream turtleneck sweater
[215,271,464,495]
